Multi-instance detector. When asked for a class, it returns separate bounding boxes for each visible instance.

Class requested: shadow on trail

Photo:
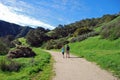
[69,56,81,58]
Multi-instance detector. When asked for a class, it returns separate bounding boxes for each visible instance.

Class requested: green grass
[18,38,28,46]
[94,27,101,32]
[33,57,54,80]
[0,38,53,80]
[69,36,120,78]
[0,48,52,80]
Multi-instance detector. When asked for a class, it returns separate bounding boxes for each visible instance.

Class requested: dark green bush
[45,40,55,50]
[26,28,50,47]
[0,59,21,72]
[0,40,9,55]
[0,35,15,48]
[44,38,69,49]
[73,27,93,37]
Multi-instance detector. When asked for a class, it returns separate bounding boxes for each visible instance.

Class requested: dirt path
[46,50,118,80]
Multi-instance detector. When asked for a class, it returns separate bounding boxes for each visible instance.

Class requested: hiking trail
[46,50,118,80]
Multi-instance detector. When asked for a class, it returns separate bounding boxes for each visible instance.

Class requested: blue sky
[0,0,119,29]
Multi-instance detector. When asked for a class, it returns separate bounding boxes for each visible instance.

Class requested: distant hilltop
[0,20,33,38]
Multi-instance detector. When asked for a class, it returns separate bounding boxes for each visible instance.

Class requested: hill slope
[101,16,120,40]
[66,13,120,79]
[0,20,33,38]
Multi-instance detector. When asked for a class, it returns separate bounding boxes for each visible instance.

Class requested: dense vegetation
[0,40,9,55]
[26,27,50,47]
[49,14,118,39]
[25,14,119,49]
[0,35,22,55]
[101,16,120,40]
[0,35,15,55]
[42,37,69,50]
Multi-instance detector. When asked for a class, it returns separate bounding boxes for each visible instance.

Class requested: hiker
[61,45,65,58]
[66,45,70,58]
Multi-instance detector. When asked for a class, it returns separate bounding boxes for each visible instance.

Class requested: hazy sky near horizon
[0,0,119,29]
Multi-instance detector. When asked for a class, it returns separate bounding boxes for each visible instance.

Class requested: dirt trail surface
[46,50,119,80]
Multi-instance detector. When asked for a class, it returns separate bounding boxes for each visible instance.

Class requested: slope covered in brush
[101,16,120,40]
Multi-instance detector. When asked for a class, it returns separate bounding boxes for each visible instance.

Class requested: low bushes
[73,27,93,37]
[0,40,9,55]
[101,16,120,40]
[0,58,21,72]
[70,31,99,42]
[44,38,69,50]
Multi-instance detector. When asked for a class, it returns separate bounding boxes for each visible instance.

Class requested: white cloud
[0,0,32,13]
[0,3,55,29]
[50,0,83,11]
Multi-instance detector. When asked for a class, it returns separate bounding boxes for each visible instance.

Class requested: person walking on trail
[61,45,65,58]
[66,45,70,58]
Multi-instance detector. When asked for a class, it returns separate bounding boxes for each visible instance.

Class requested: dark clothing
[66,46,70,51]
[66,45,70,58]
[62,52,64,55]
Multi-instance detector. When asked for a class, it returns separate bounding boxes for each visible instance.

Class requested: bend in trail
[46,50,119,80]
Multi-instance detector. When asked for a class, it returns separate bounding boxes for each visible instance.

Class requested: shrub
[45,40,55,50]
[71,31,99,42]
[44,38,69,49]
[101,16,120,40]
[0,35,15,48]
[0,40,9,55]
[0,58,21,72]
[73,27,93,37]
[26,28,50,47]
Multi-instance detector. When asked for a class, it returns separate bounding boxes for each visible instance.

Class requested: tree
[26,27,50,47]
[0,39,9,55]
[73,27,92,37]
[0,35,15,48]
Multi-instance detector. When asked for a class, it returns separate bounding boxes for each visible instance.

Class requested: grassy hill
[0,38,53,80]
[69,36,120,78]
[68,15,120,78]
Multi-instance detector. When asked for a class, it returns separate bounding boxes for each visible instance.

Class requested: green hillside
[69,16,120,78]
[101,16,120,40]
[69,36,120,78]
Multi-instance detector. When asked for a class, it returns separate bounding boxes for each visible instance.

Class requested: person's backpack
[66,46,70,51]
